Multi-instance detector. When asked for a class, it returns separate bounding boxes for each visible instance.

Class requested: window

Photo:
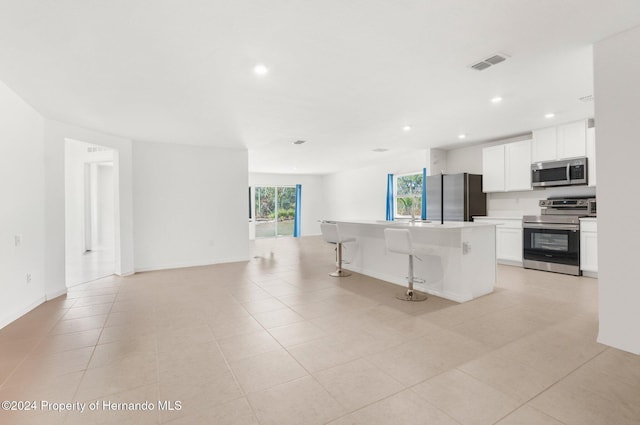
[395,172,423,218]
[254,186,296,238]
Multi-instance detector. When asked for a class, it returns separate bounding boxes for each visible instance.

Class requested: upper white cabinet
[532,120,587,162]
[482,145,506,192]
[482,139,532,193]
[586,126,596,187]
[558,121,587,159]
[505,139,532,191]
[531,127,557,162]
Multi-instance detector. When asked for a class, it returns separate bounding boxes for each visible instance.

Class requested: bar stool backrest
[384,228,413,255]
[321,222,340,244]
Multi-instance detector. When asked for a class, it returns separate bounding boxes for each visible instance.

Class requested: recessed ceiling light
[292,140,306,145]
[402,125,412,132]
[545,113,555,119]
[458,134,467,140]
[491,96,503,103]
[253,63,269,76]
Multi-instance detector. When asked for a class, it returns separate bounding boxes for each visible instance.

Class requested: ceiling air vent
[485,55,506,65]
[470,53,509,71]
[471,62,491,71]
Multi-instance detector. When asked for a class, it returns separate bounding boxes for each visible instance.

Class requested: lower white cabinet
[473,217,523,265]
[580,218,598,276]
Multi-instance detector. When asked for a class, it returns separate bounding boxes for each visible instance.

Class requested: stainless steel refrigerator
[426,173,486,221]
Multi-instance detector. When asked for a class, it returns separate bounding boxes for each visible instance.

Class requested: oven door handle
[523,223,579,231]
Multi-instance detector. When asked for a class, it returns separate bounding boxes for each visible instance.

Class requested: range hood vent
[470,53,509,71]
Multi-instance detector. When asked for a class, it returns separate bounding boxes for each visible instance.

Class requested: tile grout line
[65,281,121,424]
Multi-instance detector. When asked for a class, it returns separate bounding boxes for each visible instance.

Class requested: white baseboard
[135,256,251,273]
[497,259,524,267]
[0,296,46,330]
[46,287,67,300]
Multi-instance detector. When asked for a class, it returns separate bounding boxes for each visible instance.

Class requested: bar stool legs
[321,221,354,278]
[395,254,427,301]
[384,228,428,302]
[329,242,351,277]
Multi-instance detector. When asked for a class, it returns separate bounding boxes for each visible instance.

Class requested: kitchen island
[328,220,496,303]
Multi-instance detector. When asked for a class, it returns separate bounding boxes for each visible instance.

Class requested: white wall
[0,80,46,328]
[2,81,251,328]
[133,141,249,271]
[323,151,428,220]
[96,163,115,249]
[594,25,640,354]
[45,119,135,300]
[249,173,326,237]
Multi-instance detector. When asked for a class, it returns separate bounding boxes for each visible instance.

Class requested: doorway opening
[65,140,118,287]
[254,186,296,238]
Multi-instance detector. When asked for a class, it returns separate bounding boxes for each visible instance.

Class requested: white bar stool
[384,228,430,302]
[320,222,355,277]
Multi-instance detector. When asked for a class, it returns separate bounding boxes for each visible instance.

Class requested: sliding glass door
[254,186,296,238]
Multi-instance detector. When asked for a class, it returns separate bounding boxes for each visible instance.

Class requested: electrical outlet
[15,234,22,247]
[26,273,32,283]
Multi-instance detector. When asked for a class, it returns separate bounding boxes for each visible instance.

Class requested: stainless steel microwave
[531,157,588,187]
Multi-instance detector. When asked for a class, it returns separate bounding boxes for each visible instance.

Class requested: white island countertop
[327,219,497,229]
[325,219,497,303]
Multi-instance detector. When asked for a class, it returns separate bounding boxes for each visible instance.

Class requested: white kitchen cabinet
[482,140,531,192]
[505,139,532,191]
[586,127,596,187]
[580,218,598,277]
[496,226,523,264]
[532,120,587,162]
[473,217,523,265]
[482,145,505,192]
[532,127,557,162]
[557,120,587,159]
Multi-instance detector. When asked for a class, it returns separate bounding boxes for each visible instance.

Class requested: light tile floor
[66,247,115,288]
[1,236,639,425]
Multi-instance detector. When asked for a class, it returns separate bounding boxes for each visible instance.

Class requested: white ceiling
[1,1,639,174]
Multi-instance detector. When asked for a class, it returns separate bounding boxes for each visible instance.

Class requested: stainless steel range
[523,197,596,276]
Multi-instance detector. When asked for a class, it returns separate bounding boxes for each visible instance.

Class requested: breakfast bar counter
[327,220,497,302]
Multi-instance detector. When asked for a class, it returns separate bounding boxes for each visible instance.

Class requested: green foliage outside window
[254,186,296,221]
[395,173,422,217]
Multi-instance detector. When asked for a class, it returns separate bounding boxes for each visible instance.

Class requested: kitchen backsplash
[487,186,597,217]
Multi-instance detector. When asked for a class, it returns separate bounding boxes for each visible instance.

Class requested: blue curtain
[293,184,302,237]
[385,174,394,221]
[421,168,427,220]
